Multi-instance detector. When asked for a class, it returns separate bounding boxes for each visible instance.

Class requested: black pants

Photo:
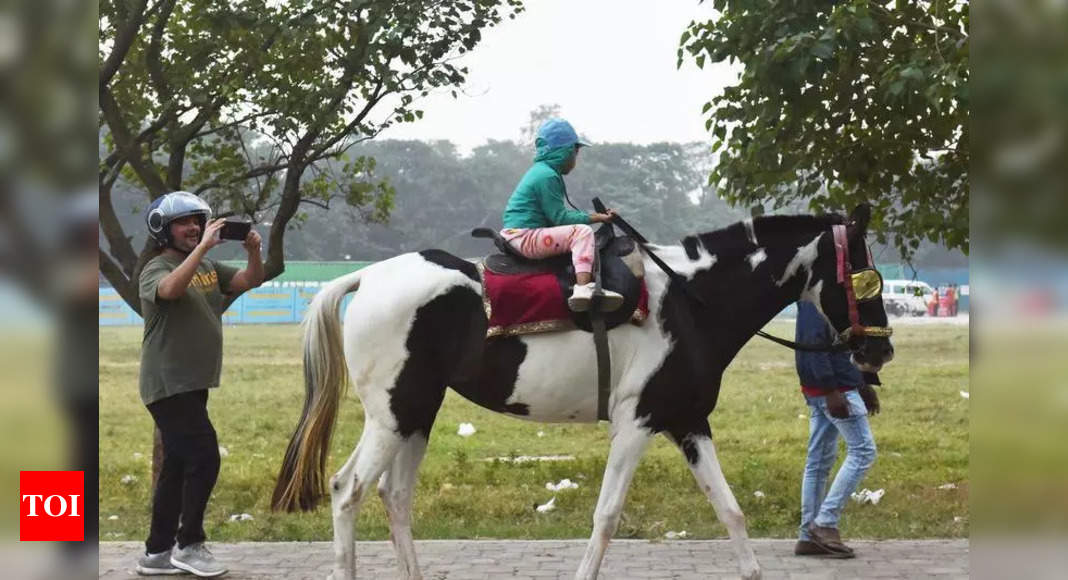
[145,389,220,553]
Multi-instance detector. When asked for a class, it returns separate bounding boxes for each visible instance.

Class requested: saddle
[472,225,647,336]
[473,201,652,422]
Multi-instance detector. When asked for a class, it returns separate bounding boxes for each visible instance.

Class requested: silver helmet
[145,191,212,248]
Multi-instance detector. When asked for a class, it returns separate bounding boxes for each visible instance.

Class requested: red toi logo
[20,471,84,541]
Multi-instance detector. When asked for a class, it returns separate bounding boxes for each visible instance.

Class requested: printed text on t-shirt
[190,270,218,292]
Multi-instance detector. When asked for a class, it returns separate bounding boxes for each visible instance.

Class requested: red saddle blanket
[481,268,649,337]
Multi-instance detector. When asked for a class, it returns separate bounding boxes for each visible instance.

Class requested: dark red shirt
[801,385,856,398]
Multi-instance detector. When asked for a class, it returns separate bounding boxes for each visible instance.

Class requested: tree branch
[99,86,169,196]
[308,78,386,160]
[100,100,188,174]
[145,0,177,99]
[99,165,140,275]
[236,128,266,216]
[323,131,381,159]
[191,160,292,196]
[871,4,967,40]
[99,250,140,313]
[99,0,149,88]
[99,155,126,190]
[299,198,330,210]
[167,102,219,190]
[192,63,372,198]
[192,111,274,140]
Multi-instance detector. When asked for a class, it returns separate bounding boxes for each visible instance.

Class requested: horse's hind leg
[675,431,761,580]
[329,420,403,580]
[362,281,477,579]
[378,434,430,579]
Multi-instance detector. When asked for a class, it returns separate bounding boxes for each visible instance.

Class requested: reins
[593,198,848,353]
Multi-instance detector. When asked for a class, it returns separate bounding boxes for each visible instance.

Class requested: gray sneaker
[136,549,186,575]
[170,543,228,577]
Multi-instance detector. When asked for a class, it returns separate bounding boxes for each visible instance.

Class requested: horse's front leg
[574,413,653,580]
[675,431,761,580]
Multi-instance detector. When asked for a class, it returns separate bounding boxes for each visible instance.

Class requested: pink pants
[500,224,595,274]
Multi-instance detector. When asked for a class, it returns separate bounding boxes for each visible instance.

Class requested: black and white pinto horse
[272,206,894,580]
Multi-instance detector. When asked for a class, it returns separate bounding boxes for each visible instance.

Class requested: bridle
[751,224,893,352]
[832,224,894,343]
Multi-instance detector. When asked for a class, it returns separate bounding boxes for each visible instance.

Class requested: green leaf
[812,40,834,59]
[901,67,924,81]
[857,15,877,35]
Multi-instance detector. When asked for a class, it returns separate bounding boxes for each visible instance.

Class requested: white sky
[381,0,739,152]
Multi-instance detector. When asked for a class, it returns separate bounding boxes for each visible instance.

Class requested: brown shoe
[794,540,854,559]
[808,525,855,555]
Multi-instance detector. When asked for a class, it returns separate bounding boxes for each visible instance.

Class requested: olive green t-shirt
[138,253,239,405]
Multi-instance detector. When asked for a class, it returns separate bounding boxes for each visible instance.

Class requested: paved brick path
[100,539,967,579]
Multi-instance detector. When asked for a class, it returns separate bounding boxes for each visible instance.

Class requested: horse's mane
[682,214,845,263]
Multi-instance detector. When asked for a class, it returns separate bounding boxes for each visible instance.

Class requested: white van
[882,279,934,317]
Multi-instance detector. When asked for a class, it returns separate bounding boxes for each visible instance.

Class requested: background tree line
[106,133,965,267]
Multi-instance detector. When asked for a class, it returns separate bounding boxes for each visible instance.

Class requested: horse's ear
[847,204,871,239]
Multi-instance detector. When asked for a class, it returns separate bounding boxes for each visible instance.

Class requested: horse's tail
[271,268,363,512]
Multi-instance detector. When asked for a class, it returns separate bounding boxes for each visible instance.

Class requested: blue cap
[536,118,591,149]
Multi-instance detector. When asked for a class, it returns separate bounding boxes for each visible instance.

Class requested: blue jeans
[799,389,877,540]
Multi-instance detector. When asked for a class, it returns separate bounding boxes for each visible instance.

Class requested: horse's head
[811,204,895,372]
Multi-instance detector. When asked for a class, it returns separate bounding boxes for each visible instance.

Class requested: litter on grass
[486,455,575,463]
[851,488,885,505]
[546,478,579,492]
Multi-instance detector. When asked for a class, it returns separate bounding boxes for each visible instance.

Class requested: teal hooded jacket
[502,143,590,229]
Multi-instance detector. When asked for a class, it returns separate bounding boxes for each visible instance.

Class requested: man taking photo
[134,191,263,577]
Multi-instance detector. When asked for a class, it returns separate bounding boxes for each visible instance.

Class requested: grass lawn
[99,320,968,542]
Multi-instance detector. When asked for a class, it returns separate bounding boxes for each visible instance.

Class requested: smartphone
[219,220,252,241]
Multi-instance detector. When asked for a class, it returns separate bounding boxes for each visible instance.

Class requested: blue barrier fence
[99,283,355,326]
